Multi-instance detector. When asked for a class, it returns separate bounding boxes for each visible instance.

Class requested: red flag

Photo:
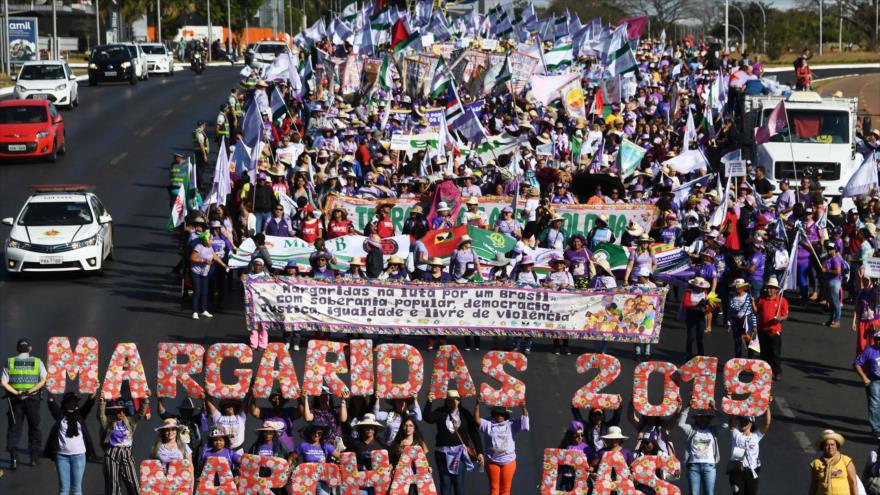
[422,225,468,259]
[426,178,463,227]
[616,16,648,40]
[390,19,409,50]
[592,87,604,117]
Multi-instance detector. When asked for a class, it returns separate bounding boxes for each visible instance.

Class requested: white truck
[743,91,862,197]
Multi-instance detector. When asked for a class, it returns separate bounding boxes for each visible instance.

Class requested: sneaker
[464,347,471,351]
[192,312,199,320]
[474,346,480,351]
[554,349,561,355]
[292,344,300,351]
[201,311,214,318]
[564,347,572,356]
[524,347,531,354]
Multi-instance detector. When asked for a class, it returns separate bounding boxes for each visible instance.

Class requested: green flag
[378,56,393,91]
[593,242,629,271]
[616,139,646,178]
[467,226,516,261]
[430,57,451,98]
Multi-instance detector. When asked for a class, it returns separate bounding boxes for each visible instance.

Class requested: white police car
[3,185,113,274]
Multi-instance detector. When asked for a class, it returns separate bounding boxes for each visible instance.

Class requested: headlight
[14,85,25,93]
[88,63,97,69]
[35,131,49,139]
[121,61,131,68]
[54,83,67,91]
[7,238,31,250]
[69,236,98,250]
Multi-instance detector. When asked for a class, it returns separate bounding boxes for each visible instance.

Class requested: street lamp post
[226,0,231,54]
[207,0,211,61]
[819,0,824,55]
[838,0,843,52]
[156,0,161,43]
[755,2,766,55]
[51,0,57,58]
[95,0,100,46]
[731,4,746,51]
[725,0,730,51]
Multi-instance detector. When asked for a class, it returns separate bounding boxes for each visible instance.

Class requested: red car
[0,99,66,162]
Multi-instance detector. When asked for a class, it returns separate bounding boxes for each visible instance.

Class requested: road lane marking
[794,431,813,452]
[160,109,172,117]
[774,396,795,418]
[181,94,191,102]
[139,126,152,137]
[110,152,128,165]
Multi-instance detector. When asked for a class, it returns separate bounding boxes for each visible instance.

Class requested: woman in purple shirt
[474,399,529,495]
[555,421,596,491]
[594,426,636,469]
[564,235,592,285]
[822,242,844,328]
[199,426,241,477]
[190,232,229,320]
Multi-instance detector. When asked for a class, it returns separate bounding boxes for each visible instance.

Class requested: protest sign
[865,257,880,278]
[229,234,410,270]
[389,132,440,152]
[341,54,364,95]
[509,51,540,93]
[244,279,668,342]
[46,336,99,394]
[725,159,747,177]
[327,195,658,244]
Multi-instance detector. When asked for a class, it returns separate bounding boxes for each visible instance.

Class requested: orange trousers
[486,460,517,495]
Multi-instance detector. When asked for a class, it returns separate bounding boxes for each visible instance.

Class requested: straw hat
[428,257,446,266]
[436,201,451,212]
[255,420,285,432]
[457,235,473,247]
[387,255,405,265]
[155,417,184,431]
[766,277,780,288]
[591,254,612,274]
[816,429,845,449]
[485,252,510,267]
[688,277,710,289]
[731,278,749,288]
[352,413,386,430]
[349,257,365,266]
[466,196,479,206]
[625,221,644,237]
[601,426,629,440]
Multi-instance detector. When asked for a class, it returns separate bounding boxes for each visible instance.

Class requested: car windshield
[91,45,128,60]
[18,202,93,226]
[764,109,850,144]
[140,45,166,55]
[18,65,65,80]
[257,44,286,55]
[0,106,47,124]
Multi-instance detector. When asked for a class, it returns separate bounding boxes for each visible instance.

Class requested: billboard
[7,17,39,64]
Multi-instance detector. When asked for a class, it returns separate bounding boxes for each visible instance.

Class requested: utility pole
[157,0,162,43]
[838,0,843,52]
[226,0,231,53]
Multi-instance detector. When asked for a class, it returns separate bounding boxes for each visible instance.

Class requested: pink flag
[426,179,463,228]
[616,16,648,40]
[754,100,788,145]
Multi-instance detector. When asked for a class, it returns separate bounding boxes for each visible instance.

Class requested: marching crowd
[5,3,880,494]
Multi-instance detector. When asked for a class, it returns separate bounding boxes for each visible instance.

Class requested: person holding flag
[756,277,789,380]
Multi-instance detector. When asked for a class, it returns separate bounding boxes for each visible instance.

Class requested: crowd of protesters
[5,0,880,492]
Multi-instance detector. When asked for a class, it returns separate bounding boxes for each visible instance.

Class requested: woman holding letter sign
[677,403,721,495]
[726,402,772,495]
[424,389,484,495]
[474,396,529,495]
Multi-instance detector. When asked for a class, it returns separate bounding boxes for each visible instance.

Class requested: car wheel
[47,139,58,163]
[72,94,78,108]
[169,67,175,77]
[130,73,137,85]
[58,132,66,155]
[144,69,149,80]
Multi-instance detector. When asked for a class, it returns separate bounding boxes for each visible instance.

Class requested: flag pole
[782,101,799,190]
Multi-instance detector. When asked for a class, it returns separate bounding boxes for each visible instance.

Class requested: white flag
[683,109,697,151]
[842,154,878,198]
[782,230,800,292]
[710,177,732,227]
[663,149,710,175]
[528,72,581,106]
[206,137,231,206]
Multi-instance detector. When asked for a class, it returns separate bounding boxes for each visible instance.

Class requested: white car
[13,61,79,108]
[140,43,175,76]
[3,185,113,274]
[249,41,288,71]
[120,42,149,80]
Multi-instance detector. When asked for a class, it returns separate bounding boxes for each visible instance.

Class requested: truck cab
[743,91,861,197]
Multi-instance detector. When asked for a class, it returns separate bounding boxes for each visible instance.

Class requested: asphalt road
[0,66,874,494]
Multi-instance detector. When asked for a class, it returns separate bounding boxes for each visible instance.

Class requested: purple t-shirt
[295,441,335,463]
[191,244,214,277]
[748,252,765,282]
[855,346,880,379]
[565,248,591,278]
[824,255,843,281]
